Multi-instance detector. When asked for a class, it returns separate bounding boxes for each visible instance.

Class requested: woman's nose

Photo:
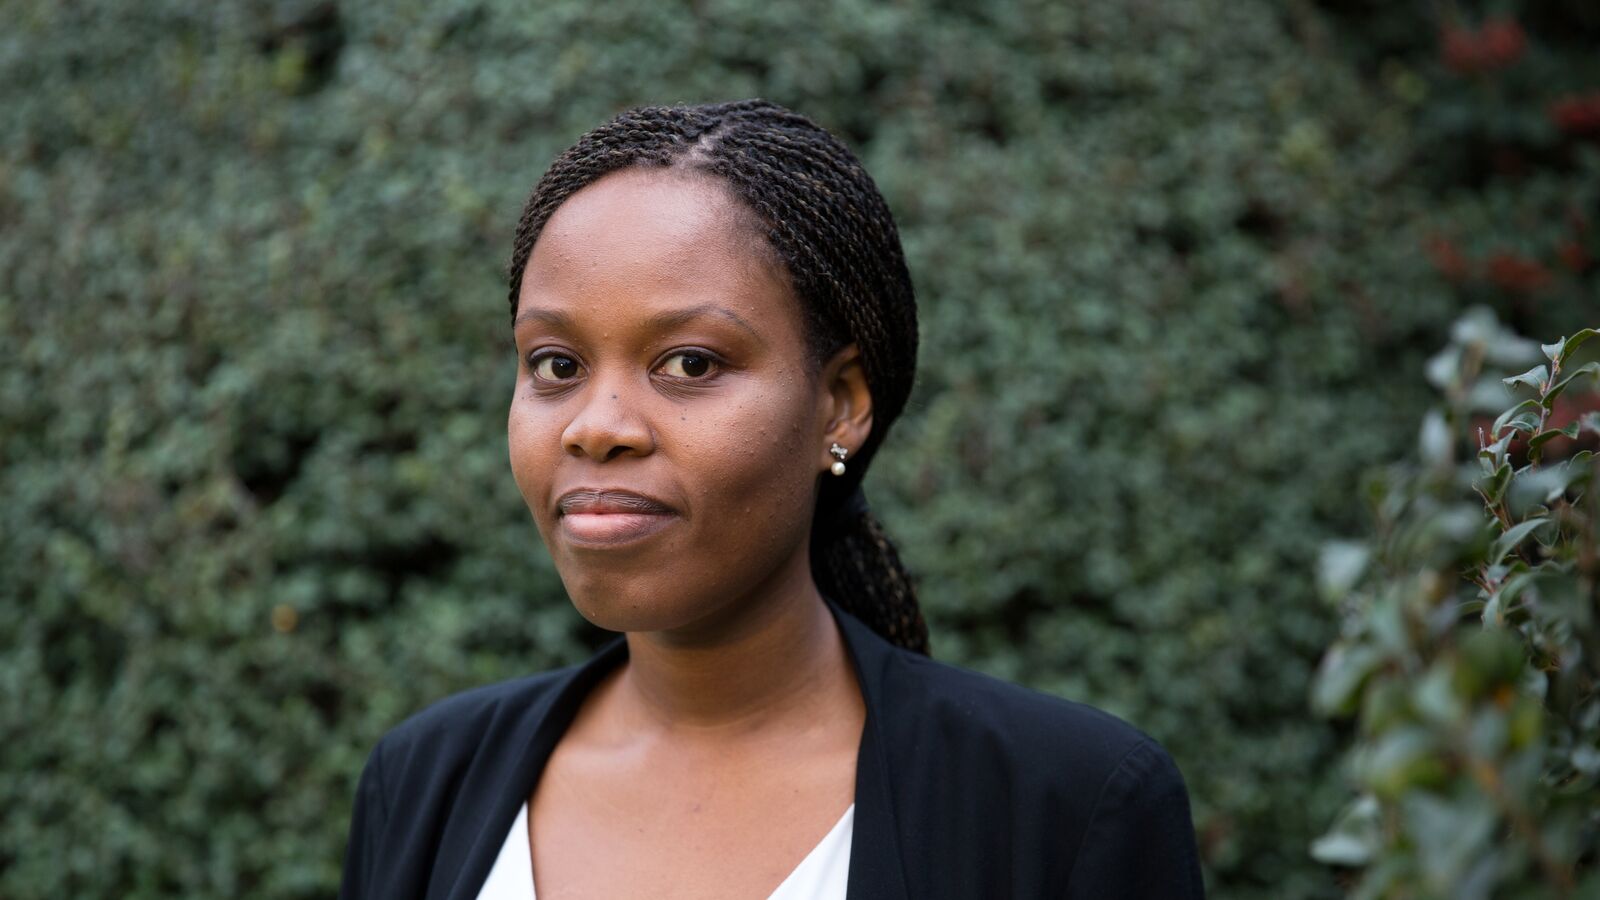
[560,379,654,462]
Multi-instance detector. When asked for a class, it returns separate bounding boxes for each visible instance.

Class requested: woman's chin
[564,585,700,635]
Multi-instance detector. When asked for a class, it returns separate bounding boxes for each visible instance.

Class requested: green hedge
[2,1,1594,896]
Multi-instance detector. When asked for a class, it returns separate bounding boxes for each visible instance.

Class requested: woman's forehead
[536,169,737,265]
[518,168,796,334]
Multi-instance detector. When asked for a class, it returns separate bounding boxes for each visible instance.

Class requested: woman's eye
[531,353,581,381]
[658,351,716,378]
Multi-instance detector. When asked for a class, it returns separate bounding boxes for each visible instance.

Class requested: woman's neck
[609,560,861,740]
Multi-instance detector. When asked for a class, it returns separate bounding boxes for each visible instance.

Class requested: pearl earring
[829,442,849,476]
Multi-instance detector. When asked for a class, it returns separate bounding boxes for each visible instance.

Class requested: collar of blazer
[441,593,911,900]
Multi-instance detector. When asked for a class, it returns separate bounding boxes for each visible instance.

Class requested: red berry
[1479,19,1527,69]
[1486,252,1551,294]
[1558,240,1591,273]
[1425,235,1472,283]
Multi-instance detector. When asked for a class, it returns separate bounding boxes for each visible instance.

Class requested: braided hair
[506,98,930,656]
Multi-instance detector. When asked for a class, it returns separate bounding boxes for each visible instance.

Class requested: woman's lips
[559,511,676,546]
[555,488,677,547]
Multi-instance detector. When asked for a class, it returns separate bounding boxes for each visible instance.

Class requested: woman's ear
[819,342,874,471]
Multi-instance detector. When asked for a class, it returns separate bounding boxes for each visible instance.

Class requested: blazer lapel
[824,595,912,900]
[441,635,629,900]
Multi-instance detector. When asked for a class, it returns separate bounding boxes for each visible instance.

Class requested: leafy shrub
[1,1,1594,897]
[1313,309,1600,898]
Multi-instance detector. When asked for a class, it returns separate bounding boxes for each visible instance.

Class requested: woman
[339,99,1205,899]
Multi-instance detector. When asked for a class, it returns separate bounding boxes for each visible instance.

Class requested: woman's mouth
[555,488,678,547]
[559,511,677,547]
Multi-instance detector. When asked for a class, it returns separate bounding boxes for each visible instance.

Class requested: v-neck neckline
[473,799,857,900]
[440,594,910,900]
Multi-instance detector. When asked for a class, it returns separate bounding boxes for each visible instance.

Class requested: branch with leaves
[1311,310,1600,899]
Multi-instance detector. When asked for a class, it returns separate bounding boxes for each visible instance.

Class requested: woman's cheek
[694,391,814,519]
[507,399,557,527]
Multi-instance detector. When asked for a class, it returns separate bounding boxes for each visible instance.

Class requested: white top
[475,800,855,900]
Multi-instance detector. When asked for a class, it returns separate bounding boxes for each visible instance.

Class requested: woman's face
[509,167,869,636]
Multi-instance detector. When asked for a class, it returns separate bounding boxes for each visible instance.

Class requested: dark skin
[508,167,873,899]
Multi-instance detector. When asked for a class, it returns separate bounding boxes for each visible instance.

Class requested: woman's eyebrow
[513,303,765,346]
[512,306,576,331]
[647,304,764,344]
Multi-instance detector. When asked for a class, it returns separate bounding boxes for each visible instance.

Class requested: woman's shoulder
[866,645,1204,896]
[875,644,1185,794]
[340,658,610,899]
[366,658,588,769]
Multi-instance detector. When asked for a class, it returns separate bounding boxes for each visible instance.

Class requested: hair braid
[506,99,929,656]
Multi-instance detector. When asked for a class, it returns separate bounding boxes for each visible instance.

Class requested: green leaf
[1543,338,1566,362]
[1313,642,1383,716]
[1482,589,1504,627]
[1501,364,1548,394]
[1491,398,1543,436]
[1527,577,1588,631]
[1581,412,1600,437]
[1361,727,1448,797]
[1418,409,1452,467]
[1554,328,1600,366]
[1426,346,1461,392]
[1474,461,1512,505]
[1369,589,1410,657]
[1496,570,1541,610]
[1528,421,1581,455]
[1519,662,1548,703]
[1455,306,1503,347]
[1412,662,1465,726]
[1477,430,1513,471]
[1455,306,1541,366]
[1545,361,1600,406]
[1456,628,1527,694]
[1404,789,1497,888]
[1509,454,1594,511]
[1503,411,1541,435]
[1484,565,1541,626]
[1310,795,1381,867]
[1317,541,1370,603]
[1489,517,1553,565]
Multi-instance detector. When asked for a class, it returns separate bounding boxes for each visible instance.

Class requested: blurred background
[3,1,1597,897]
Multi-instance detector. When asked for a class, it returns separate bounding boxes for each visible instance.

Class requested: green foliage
[1312,309,1600,898]
[1,1,1595,897]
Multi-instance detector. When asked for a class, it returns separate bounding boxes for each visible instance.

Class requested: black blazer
[339,595,1206,898]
